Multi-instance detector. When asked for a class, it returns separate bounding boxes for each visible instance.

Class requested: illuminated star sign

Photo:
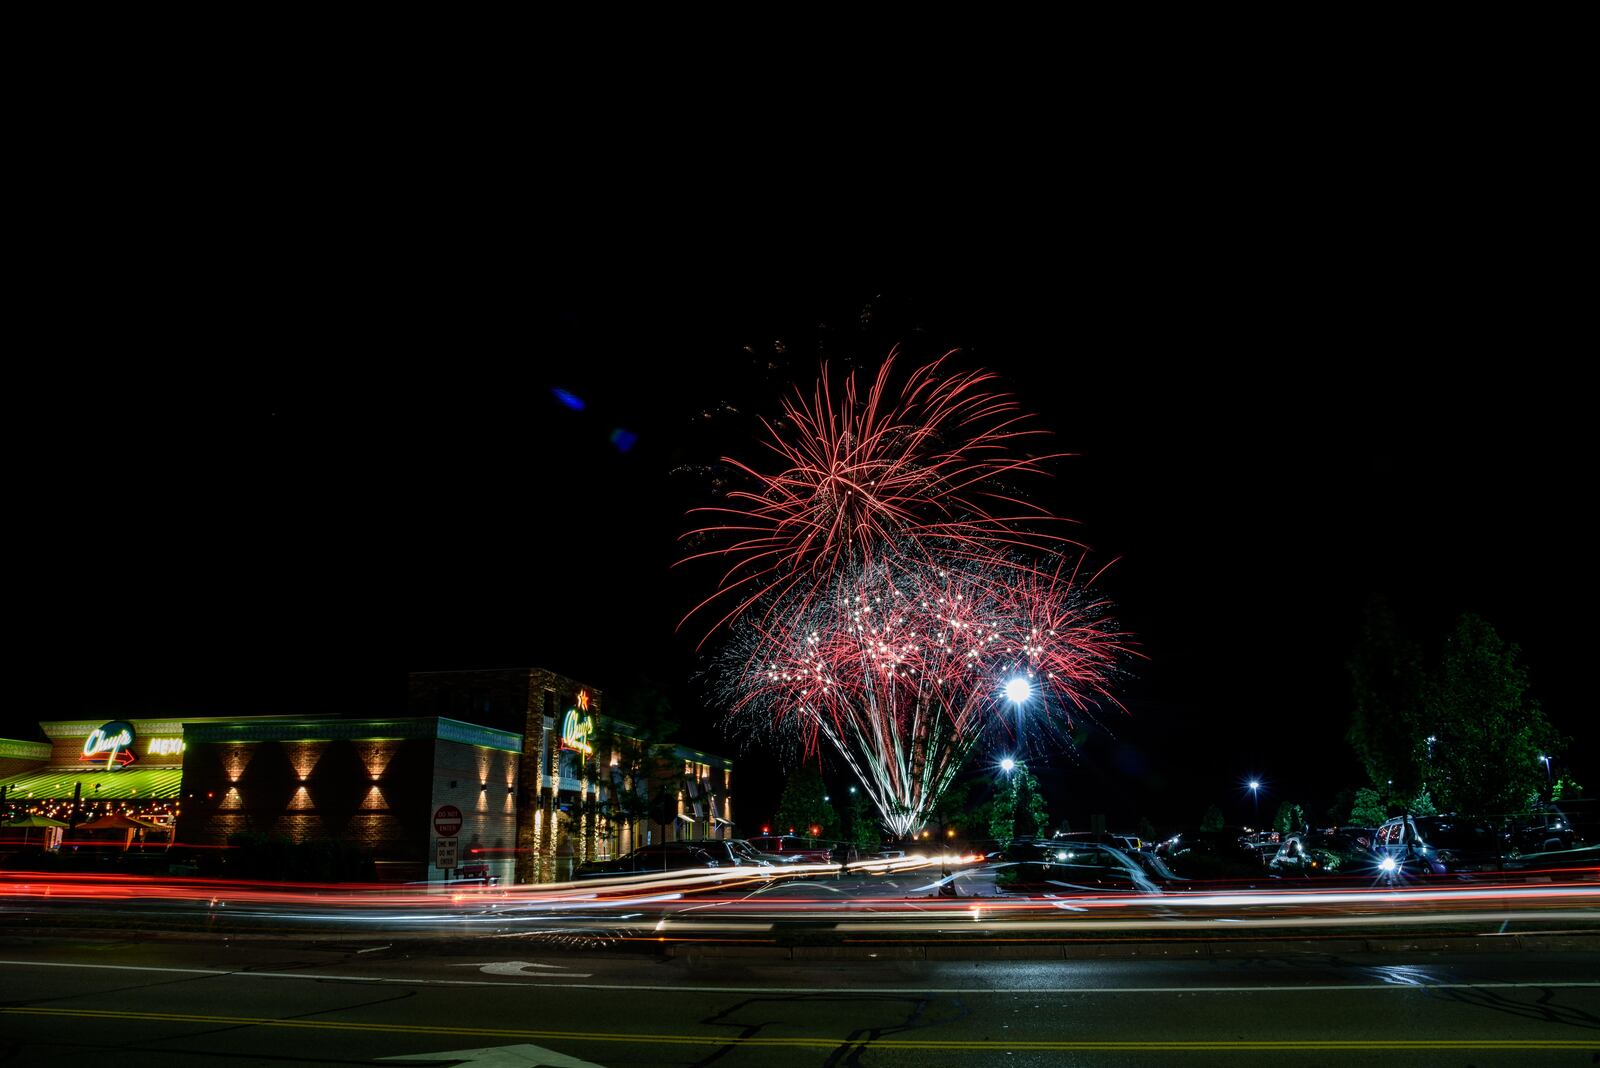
[576,689,590,712]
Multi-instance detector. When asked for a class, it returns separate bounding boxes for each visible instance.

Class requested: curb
[670,932,1600,961]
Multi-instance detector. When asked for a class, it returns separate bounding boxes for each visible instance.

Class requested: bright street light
[1004,678,1032,705]
[1000,757,1016,773]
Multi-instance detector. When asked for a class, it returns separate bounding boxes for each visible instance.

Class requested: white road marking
[2,959,1598,996]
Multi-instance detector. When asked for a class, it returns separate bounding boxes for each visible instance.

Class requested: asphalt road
[2,935,1598,1066]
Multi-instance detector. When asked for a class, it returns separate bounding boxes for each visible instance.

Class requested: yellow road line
[1,1007,1591,1051]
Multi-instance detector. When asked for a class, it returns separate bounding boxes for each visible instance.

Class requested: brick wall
[177,728,521,884]
[178,737,434,868]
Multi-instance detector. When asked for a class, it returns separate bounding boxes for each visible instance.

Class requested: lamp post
[1004,678,1032,706]
[1248,779,1261,825]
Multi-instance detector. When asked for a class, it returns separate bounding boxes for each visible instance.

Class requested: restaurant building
[2,667,733,885]
[0,718,208,846]
[409,668,734,882]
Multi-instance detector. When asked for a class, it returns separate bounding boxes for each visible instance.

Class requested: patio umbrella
[4,815,68,827]
[77,811,159,850]
[3,814,68,849]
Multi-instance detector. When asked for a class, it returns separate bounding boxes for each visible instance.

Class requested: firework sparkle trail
[688,351,1131,836]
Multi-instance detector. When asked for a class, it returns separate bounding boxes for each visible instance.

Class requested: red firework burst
[692,351,1131,836]
[682,349,1079,641]
[719,552,1130,837]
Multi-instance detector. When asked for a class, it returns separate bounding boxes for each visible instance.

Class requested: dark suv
[1373,814,1507,875]
[1503,805,1580,854]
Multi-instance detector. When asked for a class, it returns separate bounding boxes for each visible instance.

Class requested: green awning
[0,768,182,801]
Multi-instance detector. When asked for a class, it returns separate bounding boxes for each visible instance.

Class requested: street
[2,934,1598,1065]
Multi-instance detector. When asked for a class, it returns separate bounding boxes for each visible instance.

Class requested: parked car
[682,838,781,868]
[1155,830,1269,880]
[1502,805,1581,854]
[574,841,723,878]
[1373,814,1508,875]
[996,839,1172,893]
[747,835,835,863]
[1269,828,1375,874]
[1052,831,1145,852]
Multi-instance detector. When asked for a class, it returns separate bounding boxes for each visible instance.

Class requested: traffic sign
[433,804,464,837]
[436,837,458,869]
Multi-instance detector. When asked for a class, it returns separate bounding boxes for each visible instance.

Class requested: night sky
[17,279,1587,835]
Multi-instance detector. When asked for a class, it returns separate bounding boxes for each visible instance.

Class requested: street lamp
[1003,677,1032,705]
[1000,757,1016,774]
[1248,779,1261,824]
[1540,754,1552,781]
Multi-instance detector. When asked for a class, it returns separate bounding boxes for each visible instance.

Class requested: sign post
[433,804,464,874]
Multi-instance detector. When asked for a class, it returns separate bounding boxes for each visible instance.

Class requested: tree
[1200,804,1225,832]
[1407,786,1438,817]
[1348,787,1387,827]
[1346,596,1427,804]
[988,764,1049,841]
[845,793,881,852]
[1272,801,1306,834]
[592,710,682,851]
[772,766,837,839]
[1423,614,1559,815]
[926,779,976,839]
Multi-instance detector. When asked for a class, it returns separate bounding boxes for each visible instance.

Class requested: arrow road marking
[383,1042,606,1067]
[456,961,593,978]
